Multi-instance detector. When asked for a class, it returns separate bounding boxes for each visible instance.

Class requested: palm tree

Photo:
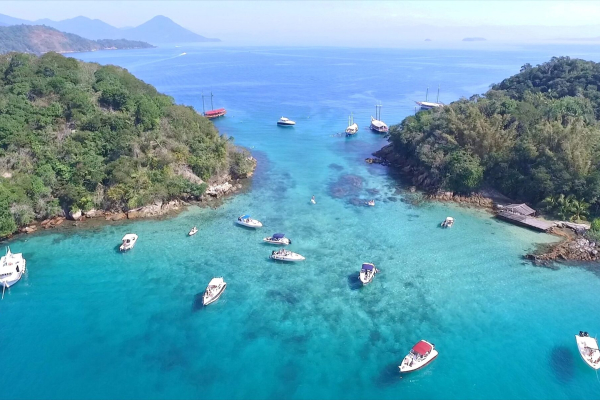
[569,197,590,222]
[556,194,572,220]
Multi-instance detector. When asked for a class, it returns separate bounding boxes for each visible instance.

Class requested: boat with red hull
[204,108,227,119]
[202,92,226,119]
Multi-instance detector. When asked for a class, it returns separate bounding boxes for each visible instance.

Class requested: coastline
[370,144,599,265]
[4,158,257,242]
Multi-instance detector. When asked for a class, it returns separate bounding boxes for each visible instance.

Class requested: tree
[445,151,484,193]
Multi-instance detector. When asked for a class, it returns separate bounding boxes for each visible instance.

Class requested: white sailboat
[369,104,388,133]
[345,113,358,136]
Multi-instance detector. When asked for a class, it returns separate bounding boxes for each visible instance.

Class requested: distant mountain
[0,25,154,55]
[462,37,487,42]
[0,13,220,44]
[120,15,220,43]
[0,13,30,25]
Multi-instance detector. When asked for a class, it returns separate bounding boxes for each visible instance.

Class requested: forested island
[0,25,154,55]
[0,52,254,237]
[377,57,600,223]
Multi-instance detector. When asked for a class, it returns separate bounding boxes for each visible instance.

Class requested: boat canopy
[361,263,374,271]
[273,233,285,239]
[412,340,432,355]
[241,215,250,219]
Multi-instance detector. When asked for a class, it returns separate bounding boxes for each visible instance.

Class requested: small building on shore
[495,203,555,232]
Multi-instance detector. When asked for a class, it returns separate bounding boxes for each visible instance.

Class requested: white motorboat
[0,247,26,289]
[277,117,296,126]
[575,331,600,369]
[441,217,454,228]
[203,277,227,306]
[345,113,358,136]
[263,233,292,245]
[311,196,316,204]
[189,226,198,236]
[120,233,138,251]
[359,263,378,285]
[270,249,305,262]
[366,200,375,207]
[236,215,263,228]
[399,340,438,373]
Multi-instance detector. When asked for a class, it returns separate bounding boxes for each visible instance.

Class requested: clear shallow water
[3,45,600,400]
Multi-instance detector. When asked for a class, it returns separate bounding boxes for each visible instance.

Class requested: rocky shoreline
[368,145,598,266]
[11,158,257,239]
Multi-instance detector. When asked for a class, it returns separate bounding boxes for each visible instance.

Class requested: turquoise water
[3,46,600,399]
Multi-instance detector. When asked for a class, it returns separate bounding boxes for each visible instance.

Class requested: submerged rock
[328,174,365,199]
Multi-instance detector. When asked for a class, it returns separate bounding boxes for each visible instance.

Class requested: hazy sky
[3,1,600,45]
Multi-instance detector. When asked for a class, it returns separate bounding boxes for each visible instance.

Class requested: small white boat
[0,247,26,289]
[359,263,378,285]
[366,200,375,207]
[236,215,263,228]
[345,113,358,136]
[189,226,198,236]
[263,233,292,245]
[441,217,454,228]
[399,340,439,373]
[270,249,305,262]
[120,234,138,251]
[311,196,316,204]
[203,277,227,306]
[575,331,600,369]
[277,117,296,126]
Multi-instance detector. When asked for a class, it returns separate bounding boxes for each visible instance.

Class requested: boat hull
[203,283,227,306]
[277,122,295,126]
[369,124,388,134]
[263,238,291,245]
[237,220,263,228]
[399,350,439,373]
[1,269,25,288]
[575,335,600,369]
[270,253,305,262]
[204,109,227,119]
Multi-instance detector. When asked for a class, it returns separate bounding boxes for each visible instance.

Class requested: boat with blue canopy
[263,233,292,245]
[236,215,263,228]
[359,262,378,285]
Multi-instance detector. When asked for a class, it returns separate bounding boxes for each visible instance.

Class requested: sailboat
[416,86,444,111]
[345,113,359,136]
[369,104,388,133]
[202,92,227,119]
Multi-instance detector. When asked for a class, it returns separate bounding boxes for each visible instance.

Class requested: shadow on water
[191,292,204,312]
[375,361,402,387]
[266,289,300,305]
[347,272,363,290]
[550,345,576,383]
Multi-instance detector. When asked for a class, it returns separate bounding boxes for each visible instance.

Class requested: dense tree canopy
[0,52,253,236]
[386,57,600,218]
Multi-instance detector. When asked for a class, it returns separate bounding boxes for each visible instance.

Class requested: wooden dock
[496,211,555,232]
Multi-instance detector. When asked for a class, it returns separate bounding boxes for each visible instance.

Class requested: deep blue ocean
[2,45,600,400]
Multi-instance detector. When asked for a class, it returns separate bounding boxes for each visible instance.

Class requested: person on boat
[311,195,316,204]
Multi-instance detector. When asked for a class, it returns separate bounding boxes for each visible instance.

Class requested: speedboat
[120,234,138,251]
[277,117,296,126]
[399,340,438,373]
[311,196,316,204]
[0,247,26,288]
[189,226,198,236]
[359,263,378,285]
[236,215,263,228]
[345,113,358,136]
[366,200,375,207]
[203,277,227,306]
[263,233,291,245]
[270,249,305,262]
[441,217,454,228]
[575,331,600,369]
[370,117,388,133]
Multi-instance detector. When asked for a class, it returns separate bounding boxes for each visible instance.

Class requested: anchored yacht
[203,277,227,306]
[0,247,26,288]
[120,234,138,251]
[441,217,454,228]
[270,249,305,262]
[345,113,358,136]
[359,263,378,285]
[237,215,263,228]
[399,340,438,373]
[277,117,296,126]
[575,331,600,369]
[263,233,291,245]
